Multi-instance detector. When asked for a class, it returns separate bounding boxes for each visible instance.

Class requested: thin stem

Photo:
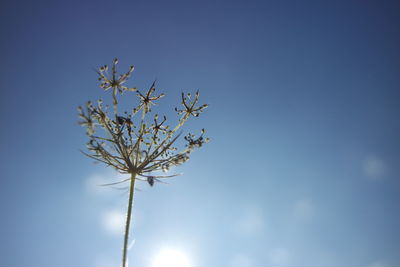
[122,172,136,267]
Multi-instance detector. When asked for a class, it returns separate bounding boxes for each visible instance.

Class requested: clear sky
[1,0,399,267]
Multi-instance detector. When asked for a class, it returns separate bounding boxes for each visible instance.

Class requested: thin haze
[0,0,399,267]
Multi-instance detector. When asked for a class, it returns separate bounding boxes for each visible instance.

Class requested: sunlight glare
[152,248,192,267]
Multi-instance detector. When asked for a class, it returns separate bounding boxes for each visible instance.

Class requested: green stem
[122,172,136,267]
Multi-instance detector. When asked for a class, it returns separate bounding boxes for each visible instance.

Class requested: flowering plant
[78,59,208,267]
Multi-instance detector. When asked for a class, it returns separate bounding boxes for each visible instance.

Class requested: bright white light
[152,249,192,267]
[101,210,125,235]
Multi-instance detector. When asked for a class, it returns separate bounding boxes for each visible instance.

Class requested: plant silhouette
[78,59,208,267]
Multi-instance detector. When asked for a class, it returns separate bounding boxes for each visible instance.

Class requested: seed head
[79,59,209,187]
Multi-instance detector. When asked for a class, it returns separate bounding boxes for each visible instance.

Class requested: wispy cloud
[293,198,314,221]
[230,253,254,267]
[85,172,129,195]
[85,172,144,236]
[368,261,387,267]
[363,155,386,181]
[268,248,290,266]
[101,209,125,235]
[92,255,116,267]
[235,205,265,236]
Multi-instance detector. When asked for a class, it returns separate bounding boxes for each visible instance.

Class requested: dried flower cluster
[78,59,208,186]
[78,59,208,267]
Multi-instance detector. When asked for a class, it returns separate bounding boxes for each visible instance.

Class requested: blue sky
[1,0,399,267]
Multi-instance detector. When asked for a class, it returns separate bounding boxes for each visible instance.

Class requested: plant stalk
[122,172,136,267]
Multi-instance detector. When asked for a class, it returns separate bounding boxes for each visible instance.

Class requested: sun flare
[151,248,192,267]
